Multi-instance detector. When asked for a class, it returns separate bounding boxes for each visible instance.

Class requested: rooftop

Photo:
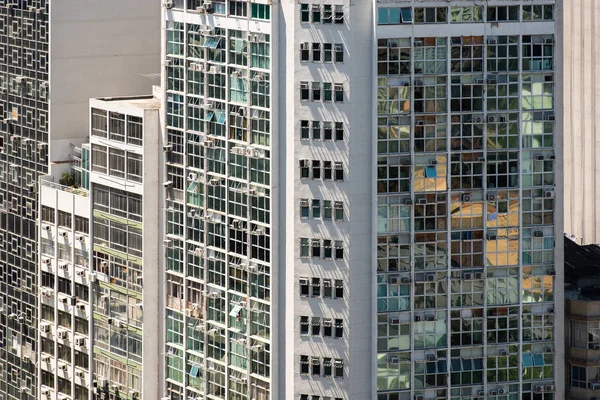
[564,236,600,301]
[94,95,160,110]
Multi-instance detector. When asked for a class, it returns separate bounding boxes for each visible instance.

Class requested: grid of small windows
[376,23,556,397]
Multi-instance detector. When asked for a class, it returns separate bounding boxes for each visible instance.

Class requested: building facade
[0,1,159,400]
[373,2,563,400]
[161,1,563,400]
[38,164,92,400]
[88,96,161,400]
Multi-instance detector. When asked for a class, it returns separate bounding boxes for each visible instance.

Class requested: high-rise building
[0,1,159,399]
[88,95,162,400]
[162,0,563,399]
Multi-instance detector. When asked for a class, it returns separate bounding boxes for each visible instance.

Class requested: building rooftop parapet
[40,175,89,197]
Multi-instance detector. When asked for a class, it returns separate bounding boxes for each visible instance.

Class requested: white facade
[37,170,92,400]
[88,96,162,400]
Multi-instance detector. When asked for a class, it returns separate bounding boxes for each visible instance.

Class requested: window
[414,7,447,23]
[571,365,586,388]
[300,316,309,335]
[312,278,321,297]
[91,108,107,138]
[334,5,344,23]
[74,216,89,234]
[230,1,247,16]
[311,357,321,375]
[91,144,108,174]
[300,4,310,22]
[127,116,143,146]
[334,359,344,378]
[322,318,332,337]
[334,84,344,102]
[334,241,344,259]
[41,206,55,223]
[251,3,270,20]
[127,152,143,183]
[58,211,72,228]
[312,43,321,62]
[311,200,320,218]
[109,148,125,178]
[300,199,310,218]
[334,280,344,298]
[323,279,333,298]
[300,82,309,100]
[523,4,554,21]
[300,355,310,374]
[487,6,519,22]
[334,319,343,338]
[300,43,310,61]
[378,7,412,25]
[334,44,344,62]
[334,162,344,181]
[300,278,310,296]
[109,112,126,142]
[334,201,344,220]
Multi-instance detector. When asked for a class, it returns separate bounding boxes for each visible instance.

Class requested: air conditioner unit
[59,263,68,270]
[77,235,85,242]
[207,291,220,299]
[473,116,484,123]
[388,355,399,364]
[75,337,86,347]
[194,247,203,256]
[414,315,421,322]
[57,330,68,340]
[487,116,497,123]
[252,228,265,236]
[461,193,472,202]
[533,231,544,237]
[41,353,51,362]
[544,190,555,198]
[163,181,173,188]
[43,225,51,232]
[426,274,435,282]
[231,220,243,230]
[463,273,473,280]
[499,349,507,356]
[76,303,87,312]
[388,275,400,284]
[487,38,497,45]
[40,323,51,333]
[474,272,484,279]
[545,385,554,391]
[208,178,221,186]
[498,388,505,395]
[163,0,173,9]
[203,140,215,148]
[42,258,51,265]
[86,272,97,282]
[231,70,243,78]
[426,354,436,361]
[76,370,85,378]
[163,239,172,247]
[401,277,411,284]
[207,328,219,336]
[403,198,413,205]
[163,144,172,152]
[209,66,221,74]
[534,386,543,393]
[487,193,497,201]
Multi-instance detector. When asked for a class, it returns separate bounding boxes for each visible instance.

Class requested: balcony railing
[40,176,89,197]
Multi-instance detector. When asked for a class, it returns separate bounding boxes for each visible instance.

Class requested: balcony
[41,175,89,197]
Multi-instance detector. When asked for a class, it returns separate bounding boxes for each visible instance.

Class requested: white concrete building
[37,167,92,400]
[88,95,162,400]
[162,1,563,400]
